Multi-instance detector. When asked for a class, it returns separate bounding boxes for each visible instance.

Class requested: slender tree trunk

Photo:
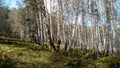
[44,0,57,51]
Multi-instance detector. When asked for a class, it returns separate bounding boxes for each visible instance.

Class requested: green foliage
[0,58,52,68]
[83,50,97,60]
[0,7,12,37]
[64,55,96,68]
[27,43,51,51]
[0,36,33,47]
[67,49,82,57]
[49,53,64,63]
[27,44,41,51]
[0,37,120,68]
[0,59,16,68]
[65,57,84,68]
[102,56,120,68]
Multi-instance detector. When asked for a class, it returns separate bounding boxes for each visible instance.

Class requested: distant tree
[0,6,11,36]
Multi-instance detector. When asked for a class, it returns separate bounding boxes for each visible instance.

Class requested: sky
[3,0,24,9]
[2,0,120,11]
[3,0,51,10]
[115,0,120,11]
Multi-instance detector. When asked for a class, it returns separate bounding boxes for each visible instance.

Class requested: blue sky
[3,0,24,9]
[115,0,120,9]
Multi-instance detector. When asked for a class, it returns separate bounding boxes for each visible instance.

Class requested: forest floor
[0,37,120,68]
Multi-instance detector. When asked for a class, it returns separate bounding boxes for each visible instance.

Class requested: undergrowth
[0,37,120,68]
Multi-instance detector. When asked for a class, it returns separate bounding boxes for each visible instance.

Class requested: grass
[0,43,53,68]
[0,37,120,68]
